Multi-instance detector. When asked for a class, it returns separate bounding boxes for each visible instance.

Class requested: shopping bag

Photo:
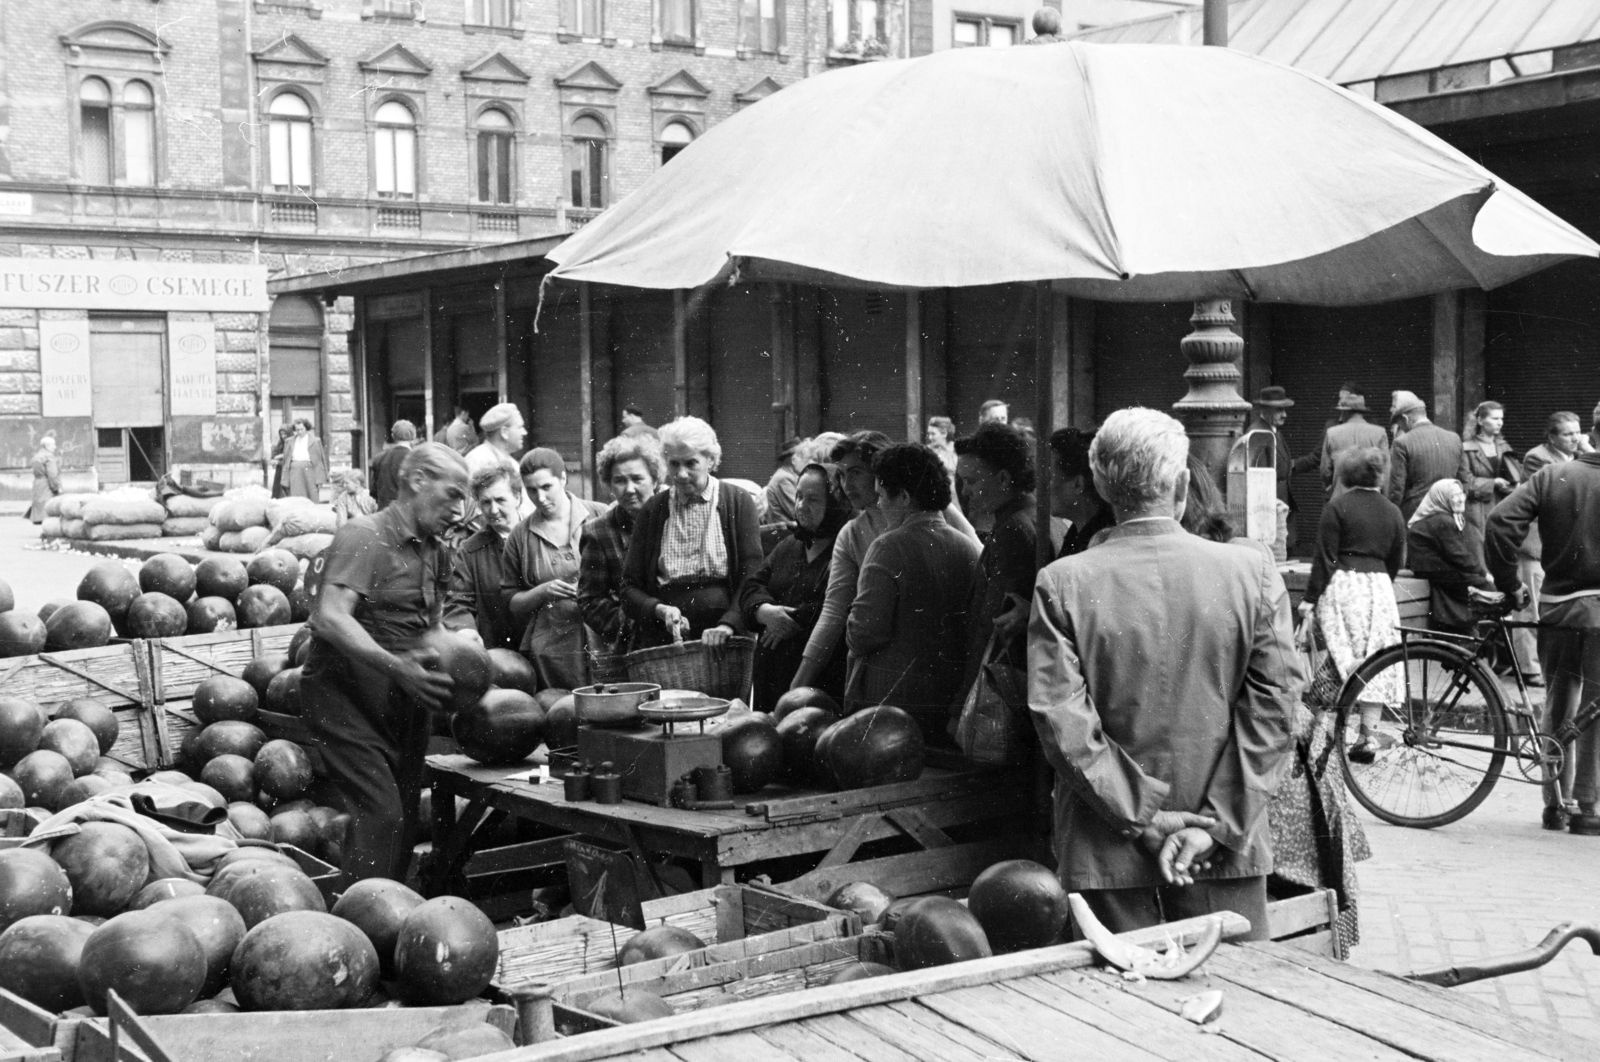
[955,632,1033,766]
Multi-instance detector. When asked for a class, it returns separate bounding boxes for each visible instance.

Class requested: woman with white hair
[621,416,763,649]
[465,402,528,478]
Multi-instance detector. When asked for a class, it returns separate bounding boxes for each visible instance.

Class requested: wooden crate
[492,883,858,995]
[0,643,160,771]
[70,998,512,1062]
[557,928,892,1028]
[148,625,301,768]
[0,990,73,1062]
[1394,574,1431,623]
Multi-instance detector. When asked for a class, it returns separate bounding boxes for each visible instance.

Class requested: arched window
[659,121,694,166]
[267,92,314,193]
[122,81,155,187]
[567,115,608,210]
[476,108,514,205]
[79,78,112,184]
[374,101,417,200]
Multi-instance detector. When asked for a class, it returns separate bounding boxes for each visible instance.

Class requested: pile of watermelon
[0,552,312,660]
[0,837,499,1018]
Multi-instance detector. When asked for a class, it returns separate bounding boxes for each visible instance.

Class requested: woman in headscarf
[1407,477,1494,636]
[1299,447,1407,763]
[739,463,852,711]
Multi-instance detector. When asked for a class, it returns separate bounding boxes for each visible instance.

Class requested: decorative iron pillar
[1173,298,1251,481]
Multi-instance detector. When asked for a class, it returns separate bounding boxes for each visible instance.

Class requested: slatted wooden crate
[0,986,514,1062]
[492,884,858,995]
[556,925,891,1022]
[0,643,161,771]
[148,625,301,768]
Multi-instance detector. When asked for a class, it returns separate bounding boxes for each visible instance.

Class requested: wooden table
[425,753,1034,898]
[487,925,1599,1062]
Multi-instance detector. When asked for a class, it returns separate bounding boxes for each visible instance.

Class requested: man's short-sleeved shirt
[308,504,450,661]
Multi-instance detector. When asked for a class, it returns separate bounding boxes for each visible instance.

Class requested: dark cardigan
[620,481,763,634]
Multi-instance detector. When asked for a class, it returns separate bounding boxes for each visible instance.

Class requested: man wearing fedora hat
[1246,387,1318,549]
[1321,386,1389,497]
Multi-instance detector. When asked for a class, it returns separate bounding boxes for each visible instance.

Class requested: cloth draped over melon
[23,783,242,883]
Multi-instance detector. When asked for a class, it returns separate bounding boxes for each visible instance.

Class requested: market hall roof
[267,233,567,299]
[1072,0,1600,100]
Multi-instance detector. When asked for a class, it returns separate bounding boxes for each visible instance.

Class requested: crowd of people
[288,382,1599,943]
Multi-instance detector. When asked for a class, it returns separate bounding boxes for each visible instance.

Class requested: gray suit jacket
[1028,518,1299,890]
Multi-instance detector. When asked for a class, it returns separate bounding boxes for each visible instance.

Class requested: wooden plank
[1264,890,1336,938]
[1208,944,1559,1062]
[780,837,1027,903]
[465,837,571,877]
[0,991,58,1051]
[811,813,879,870]
[1005,973,1271,1062]
[36,651,142,703]
[802,1011,935,1062]
[717,788,1028,866]
[920,982,1163,1062]
[668,1030,799,1062]
[1254,942,1600,1062]
[1029,968,1351,1062]
[744,768,1017,823]
[758,1020,887,1062]
[851,999,1039,1062]
[713,884,744,945]
[468,914,1251,1062]
[72,1003,514,1062]
[884,807,954,849]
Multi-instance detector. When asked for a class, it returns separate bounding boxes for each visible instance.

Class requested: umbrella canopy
[547,43,1597,304]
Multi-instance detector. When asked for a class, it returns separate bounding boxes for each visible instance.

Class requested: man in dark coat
[1386,390,1462,519]
[442,459,522,651]
[1487,411,1600,835]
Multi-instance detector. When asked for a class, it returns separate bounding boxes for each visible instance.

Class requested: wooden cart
[468,912,1600,1062]
[425,753,1034,899]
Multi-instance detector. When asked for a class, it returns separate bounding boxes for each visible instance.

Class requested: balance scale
[574,696,728,807]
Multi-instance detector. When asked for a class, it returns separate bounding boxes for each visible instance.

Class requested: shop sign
[39,319,92,417]
[168,319,218,416]
[0,259,269,312]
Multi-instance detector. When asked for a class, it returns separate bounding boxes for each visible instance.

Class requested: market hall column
[1172,299,1251,481]
[1174,1,1252,480]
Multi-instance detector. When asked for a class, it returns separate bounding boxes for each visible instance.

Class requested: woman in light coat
[278,419,328,500]
[1458,400,1515,567]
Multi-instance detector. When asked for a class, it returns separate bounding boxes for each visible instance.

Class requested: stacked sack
[162,492,224,538]
[263,498,336,560]
[38,493,98,540]
[204,485,273,554]
[47,487,166,542]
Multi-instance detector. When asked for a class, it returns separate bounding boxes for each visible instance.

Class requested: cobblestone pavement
[1348,730,1600,1041]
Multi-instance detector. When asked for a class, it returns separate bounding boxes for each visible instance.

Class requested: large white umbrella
[547,42,1597,301]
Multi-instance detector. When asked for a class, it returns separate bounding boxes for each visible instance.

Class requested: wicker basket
[625,636,755,701]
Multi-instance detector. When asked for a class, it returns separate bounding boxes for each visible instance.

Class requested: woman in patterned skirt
[1299,446,1408,762]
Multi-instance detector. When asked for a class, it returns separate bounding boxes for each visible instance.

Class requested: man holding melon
[1028,408,1299,938]
[303,442,469,882]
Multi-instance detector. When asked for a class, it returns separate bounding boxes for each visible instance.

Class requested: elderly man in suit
[1386,390,1461,519]
[1321,388,1389,496]
[1029,407,1299,938]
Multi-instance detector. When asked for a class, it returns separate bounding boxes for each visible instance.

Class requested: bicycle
[1326,595,1600,828]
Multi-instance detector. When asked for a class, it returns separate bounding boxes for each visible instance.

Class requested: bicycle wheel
[1333,640,1510,828]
